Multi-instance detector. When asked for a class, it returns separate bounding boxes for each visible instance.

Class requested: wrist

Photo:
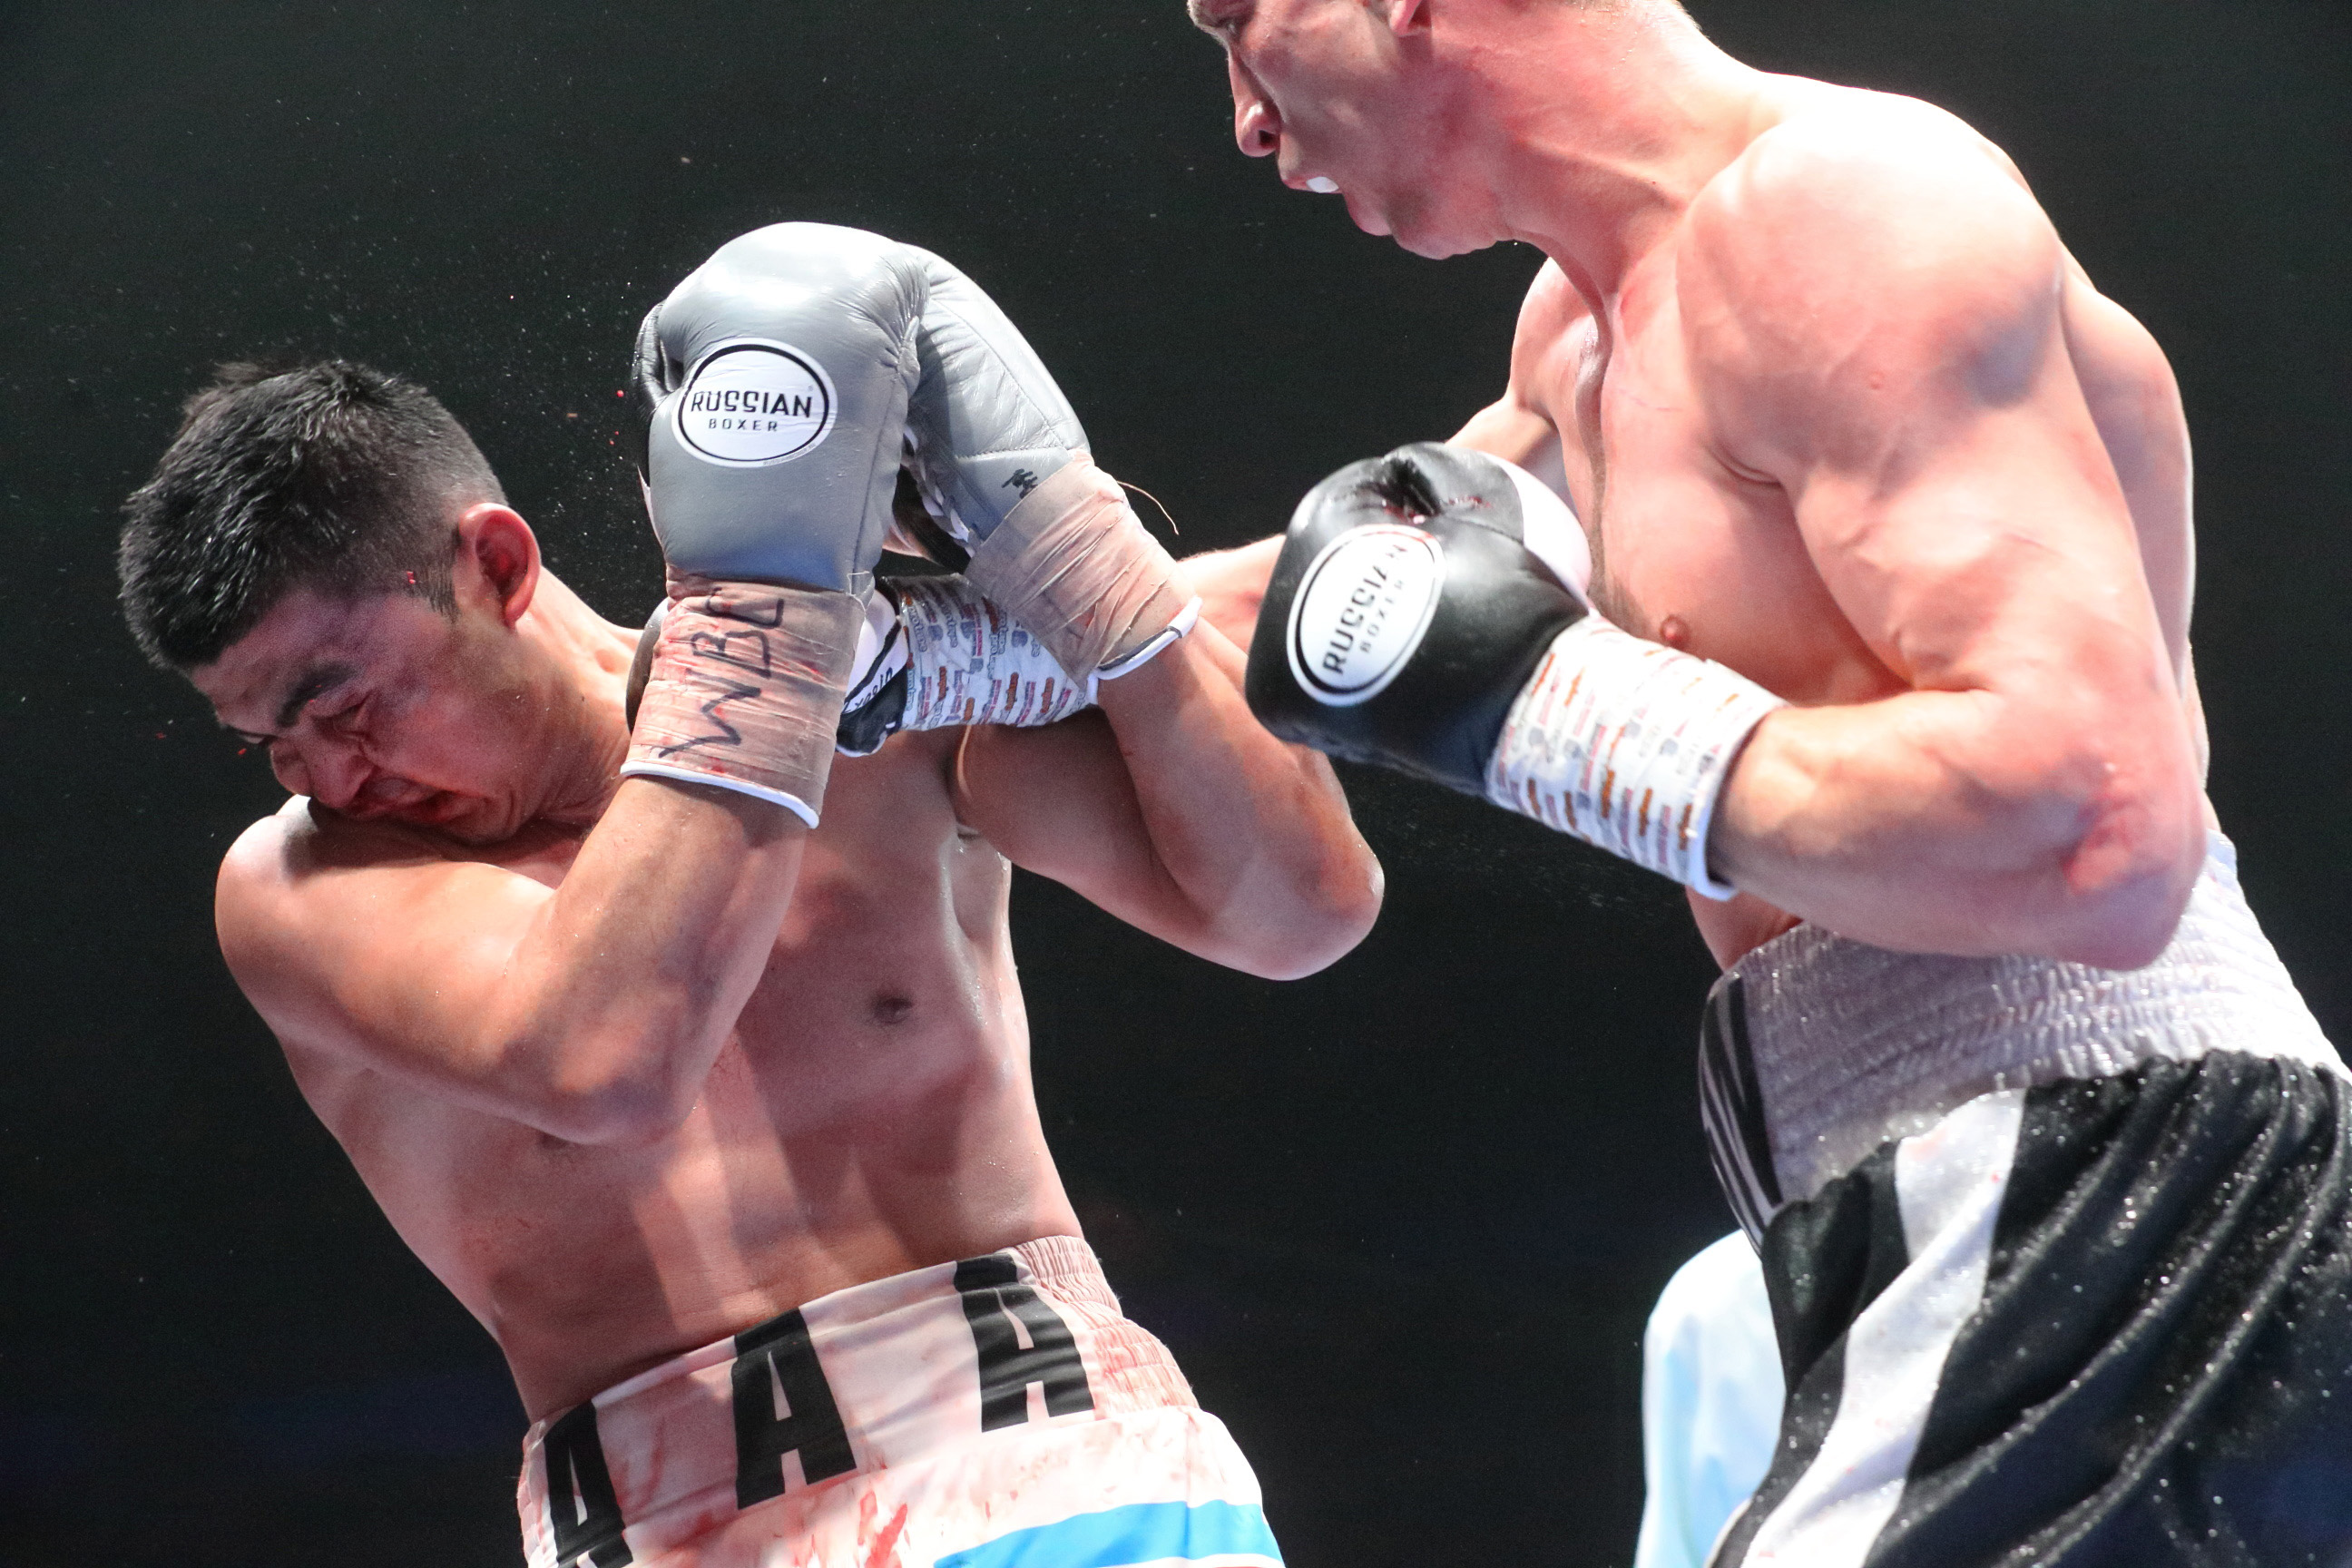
[621,581,864,826]
[963,456,1198,683]
[895,574,1097,731]
[1485,618,1786,898]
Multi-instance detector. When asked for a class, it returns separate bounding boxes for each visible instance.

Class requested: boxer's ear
[454,502,542,628]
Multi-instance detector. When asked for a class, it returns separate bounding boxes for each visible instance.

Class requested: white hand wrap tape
[1485,619,1785,898]
[964,455,1198,683]
[896,576,1096,730]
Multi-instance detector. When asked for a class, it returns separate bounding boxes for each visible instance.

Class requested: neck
[1472,5,1772,299]
[514,570,640,828]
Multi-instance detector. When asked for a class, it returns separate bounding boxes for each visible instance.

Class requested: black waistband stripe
[731,1306,857,1509]
[954,1254,1095,1431]
[543,1400,633,1568]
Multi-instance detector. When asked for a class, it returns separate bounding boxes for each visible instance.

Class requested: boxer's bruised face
[1191,0,1499,257]
[190,508,559,845]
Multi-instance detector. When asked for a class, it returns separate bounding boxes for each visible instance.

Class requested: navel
[871,993,916,1027]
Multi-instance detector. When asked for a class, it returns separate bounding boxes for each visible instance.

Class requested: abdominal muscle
[285,733,1084,1419]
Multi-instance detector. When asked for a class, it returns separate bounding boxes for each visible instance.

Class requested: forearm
[1710,691,2204,966]
[1184,537,1281,650]
[1093,626,1378,977]
[490,578,853,1139]
[477,779,806,1141]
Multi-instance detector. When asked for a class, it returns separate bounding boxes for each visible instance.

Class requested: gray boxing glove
[895,250,1199,683]
[629,223,923,595]
[629,222,1194,693]
[897,250,1090,547]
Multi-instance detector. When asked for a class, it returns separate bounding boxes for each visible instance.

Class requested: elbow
[1301,850,1388,976]
[1227,844,1387,981]
[2045,847,2201,973]
[2038,776,2205,972]
[534,1061,701,1147]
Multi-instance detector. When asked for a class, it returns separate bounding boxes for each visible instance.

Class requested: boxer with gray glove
[1246,443,1784,897]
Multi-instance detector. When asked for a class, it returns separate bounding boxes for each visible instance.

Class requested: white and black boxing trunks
[519,1236,1280,1568]
[1699,833,2352,1566]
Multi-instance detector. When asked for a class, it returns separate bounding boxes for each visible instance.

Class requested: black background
[1,3,2346,1563]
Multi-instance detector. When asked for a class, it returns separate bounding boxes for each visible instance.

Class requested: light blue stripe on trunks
[935,1499,1282,1568]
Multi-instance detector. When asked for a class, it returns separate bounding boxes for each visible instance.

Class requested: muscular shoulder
[1512,260,1588,348]
[216,801,458,985]
[1679,93,2065,466]
[1690,91,2033,250]
[216,804,347,1011]
[220,798,429,899]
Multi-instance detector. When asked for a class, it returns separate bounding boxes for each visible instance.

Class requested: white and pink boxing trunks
[518,1236,1279,1568]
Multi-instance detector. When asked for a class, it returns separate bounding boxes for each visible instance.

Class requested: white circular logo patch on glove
[1287,524,1446,707]
[675,339,837,466]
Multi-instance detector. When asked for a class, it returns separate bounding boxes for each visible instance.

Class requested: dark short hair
[118,360,505,669]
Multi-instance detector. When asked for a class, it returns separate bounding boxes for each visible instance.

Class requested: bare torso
[1486,83,2204,967]
[272,729,1079,1417]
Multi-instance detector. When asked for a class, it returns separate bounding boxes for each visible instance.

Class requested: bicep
[953,712,1195,937]
[952,624,1265,950]
[1453,259,1583,485]
[1452,394,1562,483]
[1788,394,2156,702]
[216,822,552,1104]
[1692,130,2161,700]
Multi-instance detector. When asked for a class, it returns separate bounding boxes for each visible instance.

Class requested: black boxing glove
[1244,442,1592,792]
[1248,443,1784,897]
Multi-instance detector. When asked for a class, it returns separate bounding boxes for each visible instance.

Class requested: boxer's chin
[1392,217,1499,261]
[1366,191,1494,260]
[1401,230,1496,260]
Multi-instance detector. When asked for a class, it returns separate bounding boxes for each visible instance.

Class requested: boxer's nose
[1231,59,1281,158]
